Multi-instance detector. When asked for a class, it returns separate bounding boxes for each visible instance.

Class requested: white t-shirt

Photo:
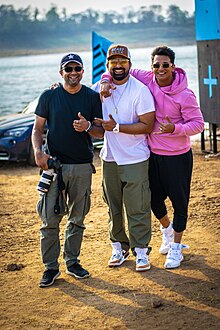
[92,75,155,165]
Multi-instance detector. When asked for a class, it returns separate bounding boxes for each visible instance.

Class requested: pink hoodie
[102,68,204,155]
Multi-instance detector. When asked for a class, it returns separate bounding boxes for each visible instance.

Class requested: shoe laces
[137,255,149,261]
[73,263,83,271]
[137,254,149,265]
[112,248,122,259]
[167,248,181,260]
[135,248,148,261]
[42,270,49,279]
[42,269,57,279]
[167,243,189,260]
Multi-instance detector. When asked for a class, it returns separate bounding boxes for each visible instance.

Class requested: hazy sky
[1,0,195,14]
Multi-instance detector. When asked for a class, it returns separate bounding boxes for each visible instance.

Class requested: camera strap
[54,166,67,215]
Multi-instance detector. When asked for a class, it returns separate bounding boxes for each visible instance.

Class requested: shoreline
[0,41,196,58]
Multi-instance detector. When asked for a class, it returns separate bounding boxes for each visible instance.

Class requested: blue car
[0,98,103,166]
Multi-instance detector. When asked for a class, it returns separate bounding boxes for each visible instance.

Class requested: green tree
[45,5,60,24]
[0,4,195,52]
[136,6,157,26]
[167,5,189,26]
[33,8,39,21]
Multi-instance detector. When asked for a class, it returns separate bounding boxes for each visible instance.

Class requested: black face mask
[112,68,129,81]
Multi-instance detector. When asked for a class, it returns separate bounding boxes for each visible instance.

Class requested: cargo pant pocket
[36,194,47,220]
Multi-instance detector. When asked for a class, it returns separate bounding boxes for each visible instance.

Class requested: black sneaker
[39,269,61,287]
[66,263,90,279]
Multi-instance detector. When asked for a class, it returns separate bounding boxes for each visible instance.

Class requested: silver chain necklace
[111,82,128,114]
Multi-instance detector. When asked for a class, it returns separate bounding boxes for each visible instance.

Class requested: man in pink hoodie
[100,45,204,269]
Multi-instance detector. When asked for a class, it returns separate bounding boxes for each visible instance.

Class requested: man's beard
[112,68,129,81]
[66,75,81,87]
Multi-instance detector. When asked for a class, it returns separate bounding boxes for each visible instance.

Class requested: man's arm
[119,112,155,134]
[174,94,204,136]
[89,118,105,138]
[95,112,155,134]
[31,115,50,169]
[100,69,152,100]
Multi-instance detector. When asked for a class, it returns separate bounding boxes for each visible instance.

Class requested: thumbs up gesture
[94,113,116,131]
[73,112,90,132]
[154,115,175,134]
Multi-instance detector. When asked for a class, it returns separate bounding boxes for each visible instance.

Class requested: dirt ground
[0,144,220,330]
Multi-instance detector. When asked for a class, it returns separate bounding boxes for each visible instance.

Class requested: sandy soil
[0,144,220,330]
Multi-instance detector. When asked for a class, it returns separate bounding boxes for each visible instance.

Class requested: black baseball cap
[60,53,83,69]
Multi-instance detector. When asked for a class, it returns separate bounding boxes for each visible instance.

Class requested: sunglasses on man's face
[152,63,172,69]
[108,58,130,67]
[63,66,83,73]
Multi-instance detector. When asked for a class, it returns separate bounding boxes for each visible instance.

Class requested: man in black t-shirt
[32,53,103,287]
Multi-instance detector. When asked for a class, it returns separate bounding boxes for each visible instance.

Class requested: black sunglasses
[153,63,172,69]
[63,66,83,73]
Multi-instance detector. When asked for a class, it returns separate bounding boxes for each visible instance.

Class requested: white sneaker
[159,222,174,255]
[164,242,189,269]
[135,247,151,272]
[108,242,129,267]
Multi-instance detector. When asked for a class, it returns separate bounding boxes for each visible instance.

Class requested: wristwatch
[85,121,93,132]
[113,123,120,133]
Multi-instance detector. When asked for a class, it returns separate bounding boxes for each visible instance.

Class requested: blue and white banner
[195,0,220,40]
[92,31,113,84]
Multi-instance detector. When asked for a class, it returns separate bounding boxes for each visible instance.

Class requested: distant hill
[0,26,196,57]
[0,4,195,57]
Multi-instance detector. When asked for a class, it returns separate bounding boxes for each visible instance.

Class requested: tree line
[0,4,195,51]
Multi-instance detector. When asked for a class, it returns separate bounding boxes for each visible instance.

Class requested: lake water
[0,45,199,116]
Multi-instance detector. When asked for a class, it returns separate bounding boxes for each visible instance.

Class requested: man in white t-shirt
[94,44,155,271]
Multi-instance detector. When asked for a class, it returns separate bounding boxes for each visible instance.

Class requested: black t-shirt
[35,84,102,164]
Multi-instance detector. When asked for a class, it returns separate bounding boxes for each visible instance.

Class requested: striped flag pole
[92,31,113,84]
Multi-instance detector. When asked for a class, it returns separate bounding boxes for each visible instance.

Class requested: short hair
[151,46,175,64]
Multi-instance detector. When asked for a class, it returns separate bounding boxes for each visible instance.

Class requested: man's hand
[100,82,116,101]
[49,82,62,90]
[73,112,90,132]
[95,114,116,131]
[35,150,51,170]
[154,115,175,134]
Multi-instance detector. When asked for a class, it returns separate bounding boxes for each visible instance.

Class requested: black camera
[47,157,61,172]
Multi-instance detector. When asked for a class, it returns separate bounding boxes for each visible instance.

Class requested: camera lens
[37,169,54,193]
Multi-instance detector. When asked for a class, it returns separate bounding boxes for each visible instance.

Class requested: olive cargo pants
[102,160,151,251]
[37,163,93,270]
